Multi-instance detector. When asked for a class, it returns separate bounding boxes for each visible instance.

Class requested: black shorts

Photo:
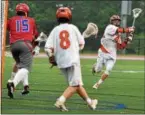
[10,40,33,71]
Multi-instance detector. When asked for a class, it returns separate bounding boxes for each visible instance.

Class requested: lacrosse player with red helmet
[45,7,98,111]
[6,3,40,98]
[92,15,135,89]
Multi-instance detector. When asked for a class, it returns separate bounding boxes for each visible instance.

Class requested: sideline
[5,52,144,60]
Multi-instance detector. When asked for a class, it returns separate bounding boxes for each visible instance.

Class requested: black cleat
[7,82,14,99]
[92,64,96,75]
[21,85,29,95]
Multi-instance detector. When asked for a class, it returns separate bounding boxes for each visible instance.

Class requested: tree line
[7,1,145,54]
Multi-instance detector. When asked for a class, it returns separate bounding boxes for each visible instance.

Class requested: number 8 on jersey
[59,30,70,49]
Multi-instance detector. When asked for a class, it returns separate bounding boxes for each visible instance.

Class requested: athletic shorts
[60,64,83,86]
[95,49,116,74]
[10,40,33,71]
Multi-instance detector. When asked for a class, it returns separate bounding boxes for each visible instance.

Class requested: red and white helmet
[16,3,29,15]
[56,7,72,20]
[110,15,121,23]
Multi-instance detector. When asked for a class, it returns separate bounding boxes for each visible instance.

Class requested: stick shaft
[132,18,136,27]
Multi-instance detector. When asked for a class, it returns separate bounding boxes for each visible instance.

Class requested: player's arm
[44,29,55,57]
[115,33,133,49]
[32,19,39,47]
[116,27,135,33]
[107,25,134,36]
[31,19,41,55]
[73,26,85,50]
[44,28,57,67]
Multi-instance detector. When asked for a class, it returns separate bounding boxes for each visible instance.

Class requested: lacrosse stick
[82,22,98,39]
[132,8,142,27]
[35,32,47,42]
[33,32,47,55]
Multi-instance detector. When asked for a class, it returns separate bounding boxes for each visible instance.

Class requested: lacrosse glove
[49,56,57,67]
[126,32,134,44]
[32,46,40,56]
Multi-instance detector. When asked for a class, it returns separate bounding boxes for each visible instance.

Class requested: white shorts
[95,50,116,75]
[60,64,83,86]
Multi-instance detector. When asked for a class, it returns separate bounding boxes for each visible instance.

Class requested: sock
[12,68,28,87]
[58,95,66,103]
[86,97,92,105]
[22,71,29,86]
[11,72,16,79]
[8,72,16,82]
[97,79,103,85]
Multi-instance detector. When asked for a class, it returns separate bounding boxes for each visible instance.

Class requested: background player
[92,15,135,89]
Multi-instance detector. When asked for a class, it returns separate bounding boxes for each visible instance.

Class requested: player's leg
[54,67,75,111]
[19,41,33,95]
[7,41,33,98]
[73,64,98,110]
[92,53,104,89]
[92,49,105,74]
[7,43,20,98]
[77,86,98,110]
[92,54,104,74]
[8,63,18,82]
[93,58,115,89]
[55,64,98,111]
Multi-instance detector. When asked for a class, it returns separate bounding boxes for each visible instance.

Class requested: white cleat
[88,99,98,110]
[54,100,68,112]
[92,83,99,89]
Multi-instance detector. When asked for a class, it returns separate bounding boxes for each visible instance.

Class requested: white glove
[126,32,133,44]
[45,48,53,57]
[33,46,40,56]
[128,27,135,33]
[79,44,84,50]
[128,36,133,42]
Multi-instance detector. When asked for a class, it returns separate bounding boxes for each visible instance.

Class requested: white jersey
[100,24,120,59]
[45,23,85,68]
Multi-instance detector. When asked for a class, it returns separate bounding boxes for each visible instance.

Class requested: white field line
[112,70,144,73]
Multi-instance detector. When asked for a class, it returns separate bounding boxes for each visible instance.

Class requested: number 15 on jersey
[16,19,29,32]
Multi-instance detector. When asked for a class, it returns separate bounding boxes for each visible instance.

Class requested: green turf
[2,57,145,114]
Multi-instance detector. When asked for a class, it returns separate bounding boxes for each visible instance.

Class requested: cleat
[54,100,68,112]
[7,82,14,99]
[21,85,29,95]
[92,83,99,89]
[88,99,98,110]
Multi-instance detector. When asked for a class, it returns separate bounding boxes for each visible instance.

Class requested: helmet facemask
[110,15,121,27]
[111,19,121,27]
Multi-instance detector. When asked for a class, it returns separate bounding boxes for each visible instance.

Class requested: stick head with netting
[82,22,98,39]
[132,8,142,27]
[132,8,142,19]
[35,32,47,42]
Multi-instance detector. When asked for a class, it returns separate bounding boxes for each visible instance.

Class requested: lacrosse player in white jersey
[45,7,98,111]
[92,15,135,89]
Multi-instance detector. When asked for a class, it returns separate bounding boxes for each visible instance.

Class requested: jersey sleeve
[45,28,55,49]
[73,25,85,45]
[106,25,118,36]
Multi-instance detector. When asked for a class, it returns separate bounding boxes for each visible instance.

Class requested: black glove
[49,56,57,68]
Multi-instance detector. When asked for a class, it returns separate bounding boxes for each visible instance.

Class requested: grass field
[2,57,145,114]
